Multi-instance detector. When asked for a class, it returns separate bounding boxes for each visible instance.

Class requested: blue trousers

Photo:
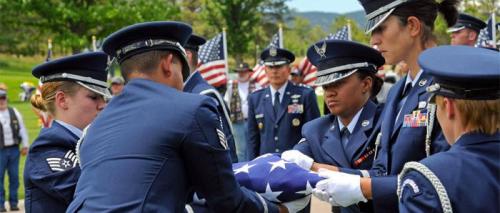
[0,146,20,208]
[232,121,248,162]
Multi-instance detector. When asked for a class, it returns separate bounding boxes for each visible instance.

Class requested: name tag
[287,104,304,114]
[403,109,428,128]
[255,114,264,119]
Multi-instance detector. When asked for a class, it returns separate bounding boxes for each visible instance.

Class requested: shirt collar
[405,69,424,87]
[55,120,83,139]
[337,107,364,134]
[270,81,288,97]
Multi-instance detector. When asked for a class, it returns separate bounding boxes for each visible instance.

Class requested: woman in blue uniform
[398,46,499,213]
[24,52,110,212]
[282,40,385,213]
[311,0,460,212]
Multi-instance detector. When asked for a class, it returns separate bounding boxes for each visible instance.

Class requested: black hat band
[40,72,108,88]
[317,62,377,77]
[427,83,500,100]
[116,39,187,61]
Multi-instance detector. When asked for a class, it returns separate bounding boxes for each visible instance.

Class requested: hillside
[292,10,366,31]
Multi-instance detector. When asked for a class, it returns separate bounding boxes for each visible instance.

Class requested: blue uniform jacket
[247,82,320,159]
[183,71,238,162]
[295,100,381,213]
[67,79,278,213]
[24,121,81,213]
[340,72,449,213]
[399,132,500,213]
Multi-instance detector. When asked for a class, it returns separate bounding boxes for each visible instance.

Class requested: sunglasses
[0,96,6,100]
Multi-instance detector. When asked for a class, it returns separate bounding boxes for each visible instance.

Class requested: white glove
[282,195,311,213]
[281,150,314,170]
[312,169,367,207]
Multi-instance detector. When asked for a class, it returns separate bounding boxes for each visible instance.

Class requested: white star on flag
[296,181,313,195]
[233,163,255,175]
[268,160,288,172]
[260,183,283,202]
[254,153,273,160]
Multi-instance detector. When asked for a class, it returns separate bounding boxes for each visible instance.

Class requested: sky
[287,0,363,14]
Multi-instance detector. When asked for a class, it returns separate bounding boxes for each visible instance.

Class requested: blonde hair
[0,83,7,90]
[436,96,500,135]
[31,81,80,115]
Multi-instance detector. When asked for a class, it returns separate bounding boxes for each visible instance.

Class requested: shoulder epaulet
[398,161,453,213]
[251,87,266,94]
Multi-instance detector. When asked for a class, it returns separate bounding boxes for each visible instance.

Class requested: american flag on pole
[233,154,324,202]
[300,25,351,87]
[251,28,284,87]
[475,13,497,49]
[198,33,228,87]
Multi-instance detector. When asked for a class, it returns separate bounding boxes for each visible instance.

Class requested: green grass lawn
[1,54,43,200]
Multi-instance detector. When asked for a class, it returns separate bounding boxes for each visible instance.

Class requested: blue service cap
[307,40,385,86]
[420,45,500,100]
[185,34,206,52]
[32,52,111,99]
[359,0,415,33]
[235,62,252,72]
[260,46,295,66]
[102,21,193,81]
[447,13,486,33]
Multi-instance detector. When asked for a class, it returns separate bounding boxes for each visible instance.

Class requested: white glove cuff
[352,175,368,203]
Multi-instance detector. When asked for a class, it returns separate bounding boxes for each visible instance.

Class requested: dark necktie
[273,92,281,114]
[401,83,412,99]
[395,82,413,124]
[340,127,350,147]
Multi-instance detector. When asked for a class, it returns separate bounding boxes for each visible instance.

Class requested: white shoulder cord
[398,162,453,213]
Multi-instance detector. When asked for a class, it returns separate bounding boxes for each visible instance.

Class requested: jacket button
[275,149,280,152]
[274,136,278,141]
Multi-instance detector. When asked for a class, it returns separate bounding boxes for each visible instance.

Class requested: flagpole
[491,12,496,48]
[347,20,352,41]
[222,28,229,78]
[92,35,97,52]
[46,38,53,62]
[278,23,284,48]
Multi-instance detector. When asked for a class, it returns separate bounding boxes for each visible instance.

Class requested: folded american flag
[232,154,324,202]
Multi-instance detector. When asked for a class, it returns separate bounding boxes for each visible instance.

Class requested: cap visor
[446,26,465,33]
[76,82,112,100]
[365,9,395,34]
[314,69,358,87]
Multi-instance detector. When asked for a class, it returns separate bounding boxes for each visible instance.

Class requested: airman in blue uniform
[398,46,500,213]
[311,1,459,212]
[24,52,110,212]
[183,34,238,162]
[448,13,486,46]
[67,21,305,213]
[282,40,385,213]
[247,47,320,159]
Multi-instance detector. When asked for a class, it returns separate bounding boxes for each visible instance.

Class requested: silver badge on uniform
[418,101,427,109]
[46,150,78,172]
[419,79,427,87]
[216,128,228,150]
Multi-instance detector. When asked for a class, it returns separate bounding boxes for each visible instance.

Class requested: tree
[0,0,181,55]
